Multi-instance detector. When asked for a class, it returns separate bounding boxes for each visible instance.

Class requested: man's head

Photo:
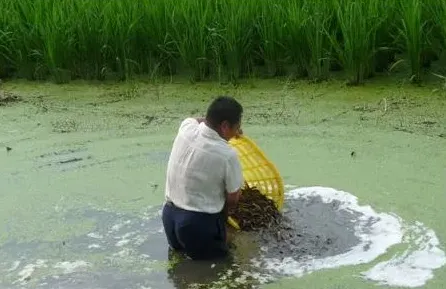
[205,96,243,141]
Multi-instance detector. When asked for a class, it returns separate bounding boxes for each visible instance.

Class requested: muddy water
[0,192,369,288]
[1,80,446,288]
[256,196,361,260]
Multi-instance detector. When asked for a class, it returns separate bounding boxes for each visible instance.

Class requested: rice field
[0,0,446,84]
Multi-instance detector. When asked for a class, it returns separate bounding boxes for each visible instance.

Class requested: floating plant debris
[229,184,281,231]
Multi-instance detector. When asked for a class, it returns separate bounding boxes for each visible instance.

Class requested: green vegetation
[0,0,445,84]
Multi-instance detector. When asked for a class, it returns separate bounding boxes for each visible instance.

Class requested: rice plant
[0,0,443,84]
[212,0,258,83]
[71,1,108,80]
[395,0,432,83]
[0,1,12,78]
[255,0,288,77]
[101,1,147,80]
[430,0,446,48]
[327,0,388,85]
[373,1,399,75]
[38,0,79,83]
[302,0,334,81]
[139,0,177,77]
[0,25,14,78]
[283,0,307,77]
[169,0,214,81]
[8,0,46,80]
[426,0,446,73]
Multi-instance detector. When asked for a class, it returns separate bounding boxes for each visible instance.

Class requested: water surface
[1,79,445,288]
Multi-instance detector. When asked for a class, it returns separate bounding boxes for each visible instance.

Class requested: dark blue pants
[162,201,229,260]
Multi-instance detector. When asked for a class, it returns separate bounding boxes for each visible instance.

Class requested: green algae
[0,78,445,288]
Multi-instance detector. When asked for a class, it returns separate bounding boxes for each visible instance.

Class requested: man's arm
[224,152,244,209]
[226,189,241,209]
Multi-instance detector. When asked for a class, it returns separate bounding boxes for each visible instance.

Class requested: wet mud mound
[229,185,360,260]
[250,195,362,260]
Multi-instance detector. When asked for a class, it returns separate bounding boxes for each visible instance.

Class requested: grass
[328,0,388,85]
[0,0,446,85]
[394,0,431,83]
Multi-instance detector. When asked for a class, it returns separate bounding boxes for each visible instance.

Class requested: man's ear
[221,120,230,131]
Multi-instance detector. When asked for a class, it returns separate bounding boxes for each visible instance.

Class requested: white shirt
[164,118,244,214]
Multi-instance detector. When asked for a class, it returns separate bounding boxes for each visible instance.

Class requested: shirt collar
[199,122,227,142]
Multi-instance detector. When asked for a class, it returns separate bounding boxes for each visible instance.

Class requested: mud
[252,196,361,260]
[0,91,21,106]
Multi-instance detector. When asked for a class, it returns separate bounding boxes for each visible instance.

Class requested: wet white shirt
[164,118,244,214]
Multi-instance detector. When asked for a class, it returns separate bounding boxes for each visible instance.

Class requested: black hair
[205,96,243,128]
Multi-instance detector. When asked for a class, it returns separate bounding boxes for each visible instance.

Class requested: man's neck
[204,120,226,141]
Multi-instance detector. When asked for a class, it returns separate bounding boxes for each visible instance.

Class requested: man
[162,96,244,260]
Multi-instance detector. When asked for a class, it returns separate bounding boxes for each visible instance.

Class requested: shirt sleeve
[224,150,244,194]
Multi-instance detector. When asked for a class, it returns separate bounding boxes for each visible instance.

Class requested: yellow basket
[227,135,284,230]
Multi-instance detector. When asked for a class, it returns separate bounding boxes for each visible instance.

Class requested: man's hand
[235,128,243,138]
[226,189,241,209]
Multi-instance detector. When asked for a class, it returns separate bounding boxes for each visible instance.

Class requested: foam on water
[7,261,21,272]
[362,222,446,287]
[254,186,446,287]
[13,259,47,285]
[87,232,103,239]
[53,260,90,274]
[88,244,102,249]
